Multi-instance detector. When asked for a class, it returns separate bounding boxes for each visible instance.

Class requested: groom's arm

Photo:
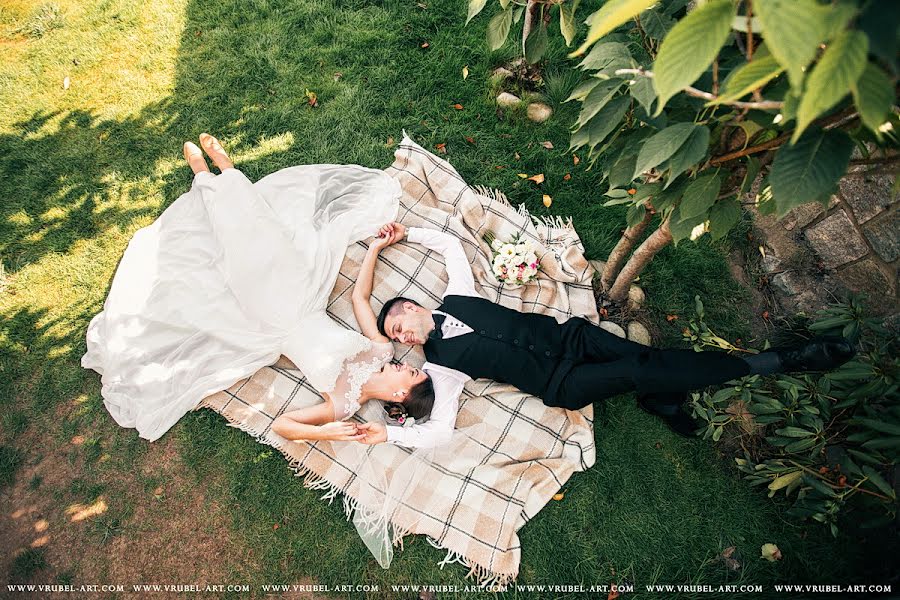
[406,227,479,298]
[383,369,464,448]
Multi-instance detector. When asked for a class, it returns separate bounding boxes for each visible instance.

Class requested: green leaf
[769,128,853,216]
[632,123,697,179]
[775,426,815,438]
[851,62,894,134]
[668,204,707,246]
[862,466,896,498]
[608,153,638,189]
[639,8,674,39]
[626,202,647,228]
[768,470,802,491]
[858,0,900,71]
[664,126,710,187]
[628,75,656,114]
[559,0,581,47]
[570,0,658,57]
[578,78,624,126]
[712,55,784,105]
[739,156,760,195]
[755,0,832,89]
[578,42,633,73]
[679,174,722,222]
[487,7,513,51]
[524,20,549,64]
[802,473,836,496]
[652,0,735,115]
[586,95,632,148]
[566,78,601,102]
[852,417,900,437]
[708,197,741,241]
[793,30,868,143]
[466,0,489,24]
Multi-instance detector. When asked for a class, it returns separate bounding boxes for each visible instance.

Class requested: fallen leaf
[722,546,736,559]
[333,72,343,81]
[421,42,429,48]
[435,142,447,154]
[517,173,528,179]
[543,194,552,207]
[608,587,620,600]
[540,140,554,149]
[304,89,319,107]
[464,135,476,144]
[761,543,782,562]
[462,65,469,79]
[666,314,679,321]
[627,188,637,195]
[762,310,770,320]
[725,557,741,571]
[386,136,394,147]
[563,173,571,181]
[573,155,580,165]
[416,2,427,8]
[552,492,564,501]
[514,152,520,160]
[273,523,280,530]
[527,173,545,184]
[453,103,463,110]
[654,441,662,449]
[494,165,505,169]
[63,76,70,90]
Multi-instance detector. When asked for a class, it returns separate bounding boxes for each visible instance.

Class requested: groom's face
[385,302,431,346]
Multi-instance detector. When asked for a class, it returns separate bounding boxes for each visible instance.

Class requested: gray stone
[496,92,521,107]
[803,209,869,268]
[626,285,646,310]
[589,259,606,277]
[491,67,514,81]
[862,210,900,263]
[771,271,803,296]
[627,321,652,345]
[839,172,895,224]
[526,102,553,123]
[783,196,839,231]
[760,244,781,273]
[599,321,626,338]
[835,258,895,305]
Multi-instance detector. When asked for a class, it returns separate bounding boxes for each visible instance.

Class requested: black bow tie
[429,314,446,340]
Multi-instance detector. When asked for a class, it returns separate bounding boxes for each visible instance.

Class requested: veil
[347,401,491,568]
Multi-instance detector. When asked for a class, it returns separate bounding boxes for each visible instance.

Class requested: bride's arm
[272,400,364,441]
[351,225,400,343]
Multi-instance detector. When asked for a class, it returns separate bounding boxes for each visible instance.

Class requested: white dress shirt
[384,227,480,448]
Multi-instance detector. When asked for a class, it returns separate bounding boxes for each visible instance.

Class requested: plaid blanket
[197,134,599,584]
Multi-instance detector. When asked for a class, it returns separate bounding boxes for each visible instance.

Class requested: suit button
[528,345,534,350]
[513,339,519,345]
[545,350,551,357]
[497,334,503,339]
[479,330,486,335]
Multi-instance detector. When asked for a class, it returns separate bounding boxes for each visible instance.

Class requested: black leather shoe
[636,392,698,437]
[775,336,856,372]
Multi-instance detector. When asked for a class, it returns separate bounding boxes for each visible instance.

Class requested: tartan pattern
[197,135,599,584]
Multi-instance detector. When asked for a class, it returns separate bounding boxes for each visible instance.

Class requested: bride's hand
[355,422,388,445]
[317,422,365,441]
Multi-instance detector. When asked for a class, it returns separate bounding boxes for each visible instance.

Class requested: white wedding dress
[82,164,401,442]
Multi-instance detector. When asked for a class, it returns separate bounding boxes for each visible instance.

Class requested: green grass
[0,0,883,596]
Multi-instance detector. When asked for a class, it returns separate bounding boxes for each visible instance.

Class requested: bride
[82,133,434,443]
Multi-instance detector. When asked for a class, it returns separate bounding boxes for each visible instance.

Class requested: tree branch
[613,68,784,110]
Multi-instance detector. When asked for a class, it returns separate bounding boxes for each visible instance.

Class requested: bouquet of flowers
[485,231,540,287]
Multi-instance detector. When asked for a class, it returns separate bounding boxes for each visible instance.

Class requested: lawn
[0,0,878,597]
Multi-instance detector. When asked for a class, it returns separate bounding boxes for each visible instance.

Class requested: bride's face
[377,362,427,400]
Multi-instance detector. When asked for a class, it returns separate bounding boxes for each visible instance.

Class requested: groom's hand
[356,422,388,445]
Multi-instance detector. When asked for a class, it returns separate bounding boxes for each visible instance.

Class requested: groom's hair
[376,297,421,337]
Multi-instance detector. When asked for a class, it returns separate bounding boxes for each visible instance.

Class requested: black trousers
[547,318,751,410]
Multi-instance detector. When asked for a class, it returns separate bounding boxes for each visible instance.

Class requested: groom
[357,222,855,446]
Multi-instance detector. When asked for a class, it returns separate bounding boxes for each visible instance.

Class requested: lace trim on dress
[343,353,391,418]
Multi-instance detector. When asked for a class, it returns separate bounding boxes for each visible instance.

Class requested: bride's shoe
[183,141,209,174]
[199,133,234,172]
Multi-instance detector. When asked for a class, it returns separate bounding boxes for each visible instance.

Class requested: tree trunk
[607,217,673,302]
[600,203,654,293]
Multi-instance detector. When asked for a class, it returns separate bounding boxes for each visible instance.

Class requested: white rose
[491,238,504,251]
[524,252,538,266]
[500,244,516,257]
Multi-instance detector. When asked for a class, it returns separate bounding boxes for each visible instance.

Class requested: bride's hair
[385,375,435,421]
